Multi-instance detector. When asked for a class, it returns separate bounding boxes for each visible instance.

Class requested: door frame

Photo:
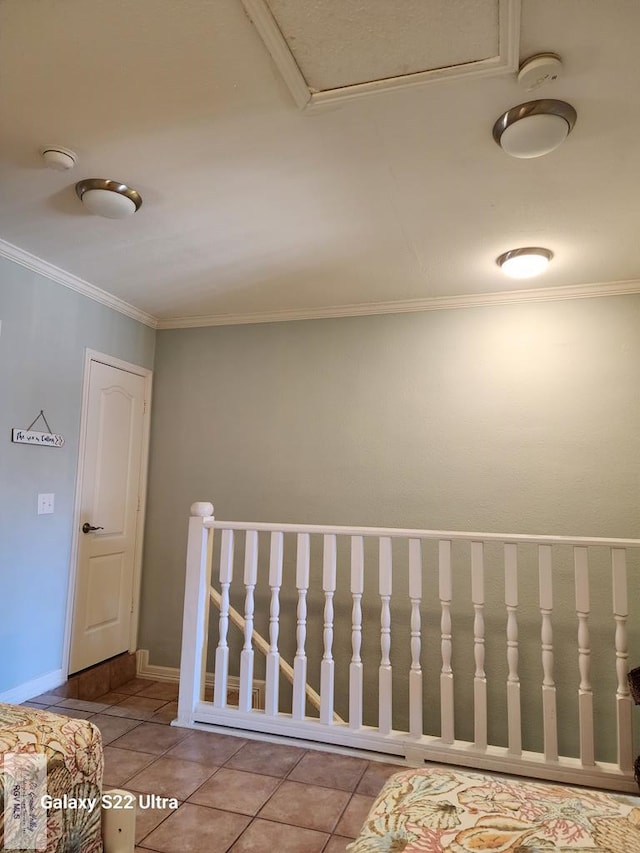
[63,348,153,679]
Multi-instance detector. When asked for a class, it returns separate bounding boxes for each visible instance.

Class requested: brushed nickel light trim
[75,178,143,212]
[492,99,577,150]
[497,247,553,278]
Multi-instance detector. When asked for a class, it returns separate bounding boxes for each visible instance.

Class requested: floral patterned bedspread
[348,767,640,852]
[0,702,104,853]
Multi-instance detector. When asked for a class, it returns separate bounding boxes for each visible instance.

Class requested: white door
[69,358,149,673]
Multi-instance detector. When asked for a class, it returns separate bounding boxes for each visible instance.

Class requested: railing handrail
[202,518,640,549]
[177,502,638,792]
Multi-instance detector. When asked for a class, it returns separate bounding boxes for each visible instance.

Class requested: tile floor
[26,678,406,852]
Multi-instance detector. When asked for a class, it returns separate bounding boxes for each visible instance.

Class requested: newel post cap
[190,501,214,518]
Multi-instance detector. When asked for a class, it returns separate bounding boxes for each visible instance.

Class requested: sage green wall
[140,295,640,759]
[0,258,155,697]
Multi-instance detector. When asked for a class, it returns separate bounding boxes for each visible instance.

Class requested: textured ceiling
[264,0,500,90]
[0,0,639,326]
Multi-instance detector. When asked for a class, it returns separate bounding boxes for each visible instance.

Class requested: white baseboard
[136,650,265,709]
[136,650,185,684]
[0,669,65,704]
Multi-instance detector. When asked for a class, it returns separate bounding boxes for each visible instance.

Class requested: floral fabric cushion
[348,766,640,852]
[0,702,103,853]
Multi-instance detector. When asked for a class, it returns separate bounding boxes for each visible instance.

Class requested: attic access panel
[242,0,520,109]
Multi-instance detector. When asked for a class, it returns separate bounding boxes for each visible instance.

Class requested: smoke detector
[518,54,563,92]
[41,146,78,171]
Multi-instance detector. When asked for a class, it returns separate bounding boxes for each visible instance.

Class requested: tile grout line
[105,710,250,844]
[224,746,371,849]
[217,742,312,851]
[29,680,376,851]
[327,760,370,838]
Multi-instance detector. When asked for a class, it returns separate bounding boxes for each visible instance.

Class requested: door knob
[82,522,104,534]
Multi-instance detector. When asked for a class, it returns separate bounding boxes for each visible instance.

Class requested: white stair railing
[176,501,640,793]
[539,544,557,762]
[613,548,633,772]
[471,540,486,750]
[575,546,594,766]
[349,536,364,730]
[408,538,423,739]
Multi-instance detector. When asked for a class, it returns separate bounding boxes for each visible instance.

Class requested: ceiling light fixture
[75,178,143,219]
[496,247,553,279]
[492,99,577,158]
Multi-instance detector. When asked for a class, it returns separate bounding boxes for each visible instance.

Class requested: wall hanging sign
[11,410,65,448]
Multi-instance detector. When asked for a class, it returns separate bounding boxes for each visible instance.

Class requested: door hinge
[143,399,148,415]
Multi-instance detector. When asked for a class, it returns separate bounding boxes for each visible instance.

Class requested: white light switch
[38,493,54,514]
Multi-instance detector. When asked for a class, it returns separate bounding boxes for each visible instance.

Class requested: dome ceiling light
[75,178,143,219]
[492,99,577,159]
[497,247,553,279]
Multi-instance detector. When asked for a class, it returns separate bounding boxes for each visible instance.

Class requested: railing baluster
[504,543,521,755]
[574,546,594,766]
[409,538,423,738]
[213,528,234,708]
[292,533,310,720]
[539,544,558,761]
[612,548,632,772]
[182,506,640,792]
[239,530,258,712]
[439,540,454,744]
[379,536,393,735]
[320,534,337,724]
[264,531,283,716]
[472,541,487,750]
[349,536,364,730]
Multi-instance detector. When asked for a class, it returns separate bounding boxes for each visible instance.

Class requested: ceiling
[1,0,640,328]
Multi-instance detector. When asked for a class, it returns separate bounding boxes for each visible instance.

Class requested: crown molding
[3,237,639,331]
[0,239,158,328]
[156,278,640,329]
